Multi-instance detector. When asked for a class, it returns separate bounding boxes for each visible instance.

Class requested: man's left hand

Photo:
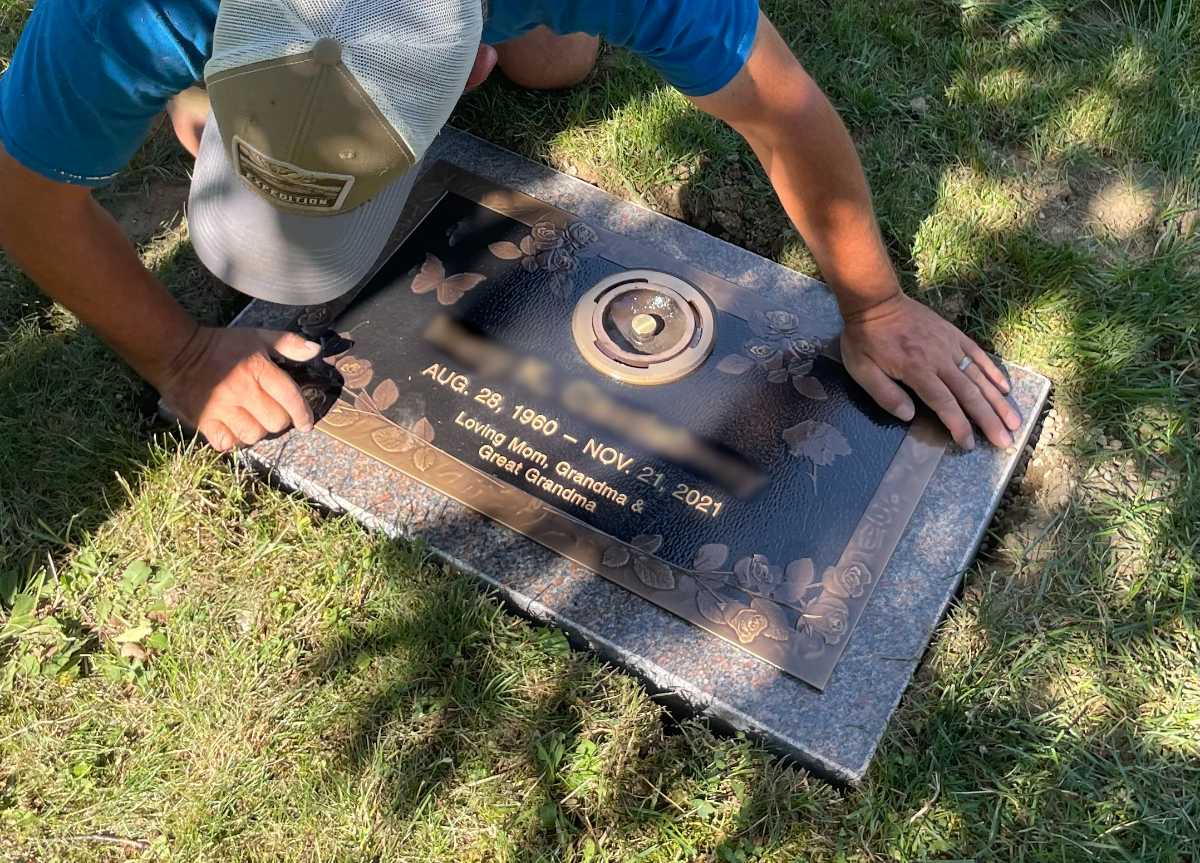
[840,293,1022,451]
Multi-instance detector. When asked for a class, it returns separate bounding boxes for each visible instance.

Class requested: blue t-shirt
[0,0,758,187]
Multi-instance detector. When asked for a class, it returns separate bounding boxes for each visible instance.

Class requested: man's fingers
[466,43,498,91]
[248,382,293,434]
[257,361,315,432]
[912,375,975,450]
[262,329,321,363]
[962,340,1010,394]
[943,370,1013,449]
[199,419,236,453]
[225,407,268,446]
[963,361,1022,433]
[845,355,915,422]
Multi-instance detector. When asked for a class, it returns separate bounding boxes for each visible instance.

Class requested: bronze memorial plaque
[289,162,948,691]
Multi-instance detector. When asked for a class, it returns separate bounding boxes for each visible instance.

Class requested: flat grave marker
[232,129,1050,782]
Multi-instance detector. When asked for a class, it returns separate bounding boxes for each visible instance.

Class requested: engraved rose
[788,337,820,359]
[491,219,595,300]
[729,607,770,644]
[764,310,799,337]
[733,554,782,593]
[565,221,597,248]
[823,562,868,598]
[335,355,373,389]
[530,220,563,250]
[801,593,850,645]
[296,305,331,330]
[744,338,781,366]
[299,384,330,414]
[539,246,576,273]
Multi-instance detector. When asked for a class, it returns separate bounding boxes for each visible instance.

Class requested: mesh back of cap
[206,0,482,159]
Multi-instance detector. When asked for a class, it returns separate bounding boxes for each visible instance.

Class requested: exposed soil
[101,182,190,246]
[1015,158,1165,253]
[670,160,795,258]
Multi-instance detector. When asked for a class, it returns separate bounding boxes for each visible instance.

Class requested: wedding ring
[957,355,974,372]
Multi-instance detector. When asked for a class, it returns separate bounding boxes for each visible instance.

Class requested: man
[0,0,1021,454]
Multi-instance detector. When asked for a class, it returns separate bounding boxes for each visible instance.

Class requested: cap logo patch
[233,136,355,212]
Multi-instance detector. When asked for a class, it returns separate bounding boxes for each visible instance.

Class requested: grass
[2,0,1199,859]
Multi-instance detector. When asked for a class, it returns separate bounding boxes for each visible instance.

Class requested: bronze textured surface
[290,162,948,690]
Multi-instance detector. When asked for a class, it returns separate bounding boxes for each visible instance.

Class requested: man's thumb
[263,329,321,362]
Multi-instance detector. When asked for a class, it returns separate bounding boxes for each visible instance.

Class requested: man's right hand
[156,326,321,452]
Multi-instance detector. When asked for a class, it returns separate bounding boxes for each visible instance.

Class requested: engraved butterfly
[409,253,486,306]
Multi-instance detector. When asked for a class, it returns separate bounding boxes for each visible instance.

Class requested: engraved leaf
[787,358,814,377]
[696,590,728,626]
[631,534,664,554]
[410,253,444,294]
[773,558,816,605]
[767,367,790,384]
[411,417,435,443]
[782,420,852,466]
[372,379,399,412]
[488,240,524,260]
[633,556,676,591]
[792,375,828,400]
[370,425,412,453]
[692,543,729,572]
[319,402,358,428]
[716,354,754,376]
[413,447,436,472]
[519,235,536,256]
[437,272,486,306]
[601,546,631,568]
[750,597,790,641]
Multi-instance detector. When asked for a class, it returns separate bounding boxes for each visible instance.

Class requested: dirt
[978,403,1081,591]
[1086,172,1161,239]
[101,182,190,246]
[1012,157,1165,253]
[667,160,795,258]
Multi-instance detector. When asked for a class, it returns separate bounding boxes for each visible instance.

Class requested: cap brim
[188,111,416,305]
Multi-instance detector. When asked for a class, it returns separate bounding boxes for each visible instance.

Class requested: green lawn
[2,0,1199,860]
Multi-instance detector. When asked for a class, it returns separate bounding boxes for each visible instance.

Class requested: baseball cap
[188,0,482,304]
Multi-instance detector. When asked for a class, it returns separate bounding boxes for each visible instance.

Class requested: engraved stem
[689,571,809,615]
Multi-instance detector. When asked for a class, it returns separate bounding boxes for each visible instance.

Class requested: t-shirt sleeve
[0,0,200,186]
[607,0,760,97]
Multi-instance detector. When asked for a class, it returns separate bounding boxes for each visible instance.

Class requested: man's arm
[690,13,1020,450]
[0,143,317,451]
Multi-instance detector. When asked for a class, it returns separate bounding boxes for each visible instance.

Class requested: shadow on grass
[0,228,240,582]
